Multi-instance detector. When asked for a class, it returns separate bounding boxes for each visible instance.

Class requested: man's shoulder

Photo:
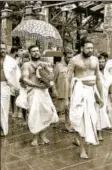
[91,56,99,62]
[69,54,81,62]
[22,61,31,68]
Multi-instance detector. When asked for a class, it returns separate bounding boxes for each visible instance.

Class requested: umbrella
[12,19,63,47]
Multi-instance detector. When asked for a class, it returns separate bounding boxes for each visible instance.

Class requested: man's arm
[95,57,104,107]
[67,58,75,98]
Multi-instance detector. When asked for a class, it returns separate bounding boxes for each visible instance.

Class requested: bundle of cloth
[36,62,54,88]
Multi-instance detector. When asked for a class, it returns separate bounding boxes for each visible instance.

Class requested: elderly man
[0,42,21,136]
[67,40,103,159]
[21,45,59,146]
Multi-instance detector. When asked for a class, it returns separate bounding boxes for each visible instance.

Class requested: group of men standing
[1,39,112,159]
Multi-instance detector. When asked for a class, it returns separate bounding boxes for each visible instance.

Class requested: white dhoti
[1,82,10,135]
[27,88,59,134]
[96,72,111,130]
[69,76,99,145]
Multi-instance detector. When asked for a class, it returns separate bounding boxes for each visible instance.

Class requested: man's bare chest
[75,58,96,71]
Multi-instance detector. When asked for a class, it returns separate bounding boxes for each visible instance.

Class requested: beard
[0,52,6,58]
[31,56,40,61]
[83,51,92,58]
[99,65,105,71]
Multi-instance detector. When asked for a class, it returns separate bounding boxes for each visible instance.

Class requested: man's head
[22,52,30,63]
[98,52,108,71]
[0,41,7,58]
[17,47,26,58]
[28,45,40,61]
[81,40,94,58]
[63,47,73,64]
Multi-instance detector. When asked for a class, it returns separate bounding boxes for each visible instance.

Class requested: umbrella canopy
[12,19,63,47]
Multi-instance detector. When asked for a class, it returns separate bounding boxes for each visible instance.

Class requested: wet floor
[1,115,112,170]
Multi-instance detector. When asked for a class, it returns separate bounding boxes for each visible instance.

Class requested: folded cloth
[16,87,28,109]
[1,82,10,135]
[27,88,59,134]
[69,76,99,145]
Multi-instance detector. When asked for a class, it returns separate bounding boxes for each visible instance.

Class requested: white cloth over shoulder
[3,55,21,89]
[27,88,59,134]
[69,76,99,145]
[1,82,10,135]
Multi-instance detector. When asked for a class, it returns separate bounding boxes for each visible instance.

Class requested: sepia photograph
[0,0,112,170]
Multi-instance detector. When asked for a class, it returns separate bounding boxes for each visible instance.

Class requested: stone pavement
[1,116,112,170]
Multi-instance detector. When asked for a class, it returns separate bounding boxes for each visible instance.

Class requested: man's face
[17,49,26,58]
[65,53,73,64]
[30,47,40,59]
[0,43,6,58]
[98,55,106,70]
[23,54,30,63]
[83,43,94,58]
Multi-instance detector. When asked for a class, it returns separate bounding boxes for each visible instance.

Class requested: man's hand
[98,99,104,108]
[15,89,20,97]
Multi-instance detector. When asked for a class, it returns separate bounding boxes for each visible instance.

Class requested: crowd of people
[1,39,112,159]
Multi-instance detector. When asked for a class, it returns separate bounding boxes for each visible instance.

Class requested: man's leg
[39,130,50,144]
[97,130,103,141]
[11,95,15,114]
[65,108,73,132]
[31,134,38,146]
[22,109,27,125]
[79,134,88,159]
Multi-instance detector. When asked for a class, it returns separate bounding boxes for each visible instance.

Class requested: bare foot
[72,138,80,146]
[64,124,74,133]
[39,136,50,145]
[31,139,38,146]
[80,152,89,159]
[98,135,104,141]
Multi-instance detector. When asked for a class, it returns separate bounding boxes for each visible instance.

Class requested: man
[104,58,112,86]
[97,52,111,140]
[12,48,29,119]
[54,48,73,132]
[15,51,30,124]
[0,42,21,136]
[67,40,104,159]
[21,45,59,146]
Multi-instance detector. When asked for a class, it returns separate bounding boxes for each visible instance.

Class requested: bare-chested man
[0,42,21,136]
[67,40,104,159]
[21,45,58,146]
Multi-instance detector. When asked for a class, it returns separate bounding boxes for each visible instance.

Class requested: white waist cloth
[1,82,10,135]
[27,88,59,134]
[69,76,99,145]
[96,72,111,130]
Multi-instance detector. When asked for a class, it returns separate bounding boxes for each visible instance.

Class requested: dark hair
[81,39,93,47]
[99,52,108,59]
[28,45,39,53]
[10,46,18,54]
